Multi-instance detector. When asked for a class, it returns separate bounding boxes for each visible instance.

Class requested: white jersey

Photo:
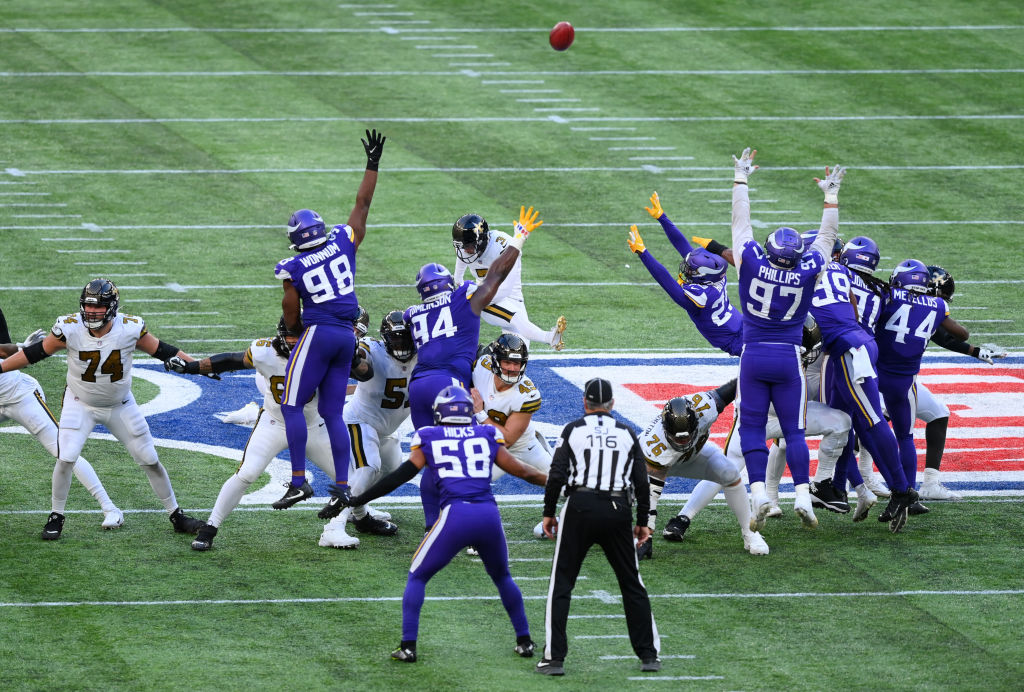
[639,388,721,469]
[51,312,145,407]
[0,367,37,405]
[245,338,321,425]
[453,230,525,304]
[343,339,416,436]
[472,354,542,455]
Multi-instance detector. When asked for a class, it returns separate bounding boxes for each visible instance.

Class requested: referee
[536,378,661,676]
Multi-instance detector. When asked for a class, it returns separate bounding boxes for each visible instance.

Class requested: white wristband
[824,192,838,204]
[475,411,489,423]
[507,235,524,251]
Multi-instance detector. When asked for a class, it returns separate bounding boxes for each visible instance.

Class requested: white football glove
[975,343,1008,365]
[17,329,46,350]
[815,165,846,204]
[732,147,757,183]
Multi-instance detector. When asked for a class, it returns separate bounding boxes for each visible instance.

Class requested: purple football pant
[879,373,920,487]
[824,350,909,493]
[401,500,530,643]
[408,371,468,527]
[281,324,355,486]
[738,343,809,485]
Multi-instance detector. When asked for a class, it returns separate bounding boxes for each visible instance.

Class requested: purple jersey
[404,282,479,383]
[875,288,949,376]
[810,263,873,355]
[737,241,825,344]
[848,271,887,333]
[412,424,506,505]
[274,225,359,327]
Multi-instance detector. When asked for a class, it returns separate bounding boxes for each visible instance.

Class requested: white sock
[681,480,722,519]
[141,463,178,512]
[794,482,810,503]
[325,507,352,531]
[208,474,250,528]
[766,446,786,500]
[72,457,117,512]
[749,480,766,500]
[51,460,75,513]
[723,483,752,536]
[858,449,875,477]
[348,465,378,520]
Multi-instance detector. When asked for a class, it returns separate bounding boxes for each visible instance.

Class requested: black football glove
[362,128,386,171]
[317,483,353,519]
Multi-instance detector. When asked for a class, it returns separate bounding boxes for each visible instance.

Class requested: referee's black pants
[543,491,658,663]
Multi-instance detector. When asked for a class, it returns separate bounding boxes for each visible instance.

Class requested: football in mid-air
[549,21,574,51]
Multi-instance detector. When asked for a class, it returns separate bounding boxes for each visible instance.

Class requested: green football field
[2,1,1024,689]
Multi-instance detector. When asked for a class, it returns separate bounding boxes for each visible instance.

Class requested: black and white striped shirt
[543,413,650,525]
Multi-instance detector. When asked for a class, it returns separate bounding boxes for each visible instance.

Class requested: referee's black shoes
[535,658,565,675]
[636,538,653,561]
[641,658,662,672]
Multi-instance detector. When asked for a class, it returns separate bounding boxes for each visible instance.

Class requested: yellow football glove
[691,235,713,249]
[514,205,543,236]
[627,224,646,254]
[645,191,664,219]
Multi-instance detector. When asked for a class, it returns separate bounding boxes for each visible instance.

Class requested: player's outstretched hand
[164,355,189,373]
[627,224,646,254]
[17,329,46,350]
[513,205,543,240]
[362,128,386,170]
[645,191,664,219]
[976,343,1009,364]
[691,235,713,248]
[732,147,758,183]
[815,165,846,204]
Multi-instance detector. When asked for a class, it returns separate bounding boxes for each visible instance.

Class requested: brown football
[549,21,574,51]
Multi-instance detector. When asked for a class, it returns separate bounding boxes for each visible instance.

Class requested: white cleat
[749,493,772,532]
[319,528,360,549]
[550,316,567,351]
[533,521,546,539]
[101,507,124,530]
[853,485,877,522]
[348,505,392,523]
[743,532,770,556]
[793,496,819,529]
[466,546,479,556]
[918,482,962,501]
[766,502,783,518]
[862,472,890,498]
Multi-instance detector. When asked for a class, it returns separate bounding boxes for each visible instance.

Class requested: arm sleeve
[348,460,420,506]
[810,206,839,261]
[658,213,694,258]
[638,250,700,315]
[454,256,468,282]
[731,183,754,267]
[543,425,574,517]
[930,324,973,356]
[629,433,651,526]
[711,379,738,411]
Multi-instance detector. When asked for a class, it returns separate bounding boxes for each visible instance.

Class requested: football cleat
[191,523,218,551]
[169,507,204,534]
[636,539,653,561]
[853,486,877,523]
[319,529,360,549]
[887,489,918,534]
[918,482,962,501]
[353,513,398,536]
[793,495,819,529]
[272,481,314,510]
[766,502,784,518]
[908,501,930,516]
[809,479,850,514]
[391,646,417,663]
[533,521,546,539]
[535,659,565,676]
[861,471,891,498]
[42,511,65,541]
[348,505,392,523]
[749,492,772,532]
[743,531,770,556]
[550,315,567,351]
[515,639,536,658]
[640,658,662,672]
[662,514,691,542]
[101,507,124,530]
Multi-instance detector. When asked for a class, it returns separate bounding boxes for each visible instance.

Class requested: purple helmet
[432,385,475,425]
[839,236,880,273]
[764,227,803,270]
[415,263,457,302]
[678,248,727,284]
[890,259,930,293]
[287,209,327,251]
[800,230,844,259]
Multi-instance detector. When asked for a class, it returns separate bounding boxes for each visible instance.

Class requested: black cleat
[662,514,690,542]
[272,481,313,510]
[169,507,204,534]
[191,523,218,551]
[353,513,398,536]
[809,479,851,514]
[908,500,930,516]
[535,658,565,676]
[41,512,65,541]
[888,489,918,534]
[515,639,536,658]
[391,646,417,663]
[640,658,662,672]
[636,539,653,561]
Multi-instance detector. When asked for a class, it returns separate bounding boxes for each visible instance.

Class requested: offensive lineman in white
[320,310,417,548]
[469,334,552,539]
[0,278,204,540]
[639,381,770,557]
[0,332,123,534]
[452,212,567,350]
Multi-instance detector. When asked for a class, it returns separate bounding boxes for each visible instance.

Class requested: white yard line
[3,25,1022,34]
[74,261,148,265]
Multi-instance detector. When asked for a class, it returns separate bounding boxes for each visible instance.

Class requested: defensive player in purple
[730,147,845,529]
[404,206,543,527]
[274,129,386,515]
[876,260,968,508]
[337,386,547,663]
[627,191,742,356]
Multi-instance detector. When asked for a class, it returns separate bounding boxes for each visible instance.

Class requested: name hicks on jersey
[757,264,804,285]
[297,242,340,268]
[442,426,477,439]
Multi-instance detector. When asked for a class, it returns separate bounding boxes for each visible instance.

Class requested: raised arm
[809,165,845,260]
[730,147,758,266]
[469,206,541,314]
[346,129,386,249]
[628,226,702,314]
[645,192,694,258]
